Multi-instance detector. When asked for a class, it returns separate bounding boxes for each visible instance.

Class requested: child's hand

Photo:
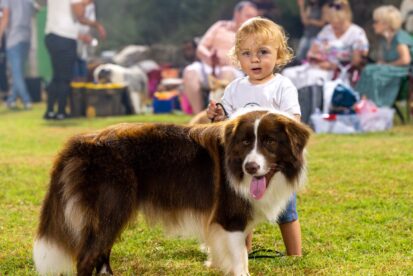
[207,100,226,122]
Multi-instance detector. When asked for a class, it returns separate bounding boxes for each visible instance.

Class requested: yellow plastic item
[70,82,126,90]
[153,90,179,100]
[86,106,96,118]
[71,82,86,88]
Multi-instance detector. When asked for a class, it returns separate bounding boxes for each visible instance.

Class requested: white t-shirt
[77,3,96,59]
[221,74,301,117]
[313,24,369,63]
[45,0,83,40]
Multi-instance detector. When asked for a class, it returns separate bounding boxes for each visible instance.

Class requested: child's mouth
[251,68,262,73]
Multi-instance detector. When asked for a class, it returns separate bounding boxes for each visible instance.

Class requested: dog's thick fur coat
[33,110,310,275]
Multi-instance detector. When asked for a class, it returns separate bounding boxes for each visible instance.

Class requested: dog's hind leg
[76,239,101,276]
[76,183,136,274]
[95,249,113,275]
[76,218,126,276]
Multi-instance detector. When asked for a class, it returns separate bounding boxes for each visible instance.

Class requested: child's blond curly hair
[229,17,293,70]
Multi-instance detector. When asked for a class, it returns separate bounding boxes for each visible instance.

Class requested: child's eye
[241,51,250,57]
[258,49,270,56]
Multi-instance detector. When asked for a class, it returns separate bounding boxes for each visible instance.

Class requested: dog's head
[93,64,127,84]
[223,109,311,200]
[95,67,112,84]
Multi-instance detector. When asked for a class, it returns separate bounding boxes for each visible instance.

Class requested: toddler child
[207,17,302,256]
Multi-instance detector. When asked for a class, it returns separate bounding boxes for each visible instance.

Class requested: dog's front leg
[206,223,249,276]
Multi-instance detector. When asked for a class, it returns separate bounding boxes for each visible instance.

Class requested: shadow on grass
[41,120,82,127]
[0,108,29,115]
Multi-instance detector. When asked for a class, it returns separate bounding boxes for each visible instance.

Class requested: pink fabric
[180,94,193,114]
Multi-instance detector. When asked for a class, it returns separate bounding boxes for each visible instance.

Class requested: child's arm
[207,100,227,122]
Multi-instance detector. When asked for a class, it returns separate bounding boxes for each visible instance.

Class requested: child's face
[237,36,278,85]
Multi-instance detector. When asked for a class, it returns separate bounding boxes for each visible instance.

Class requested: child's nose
[250,53,260,62]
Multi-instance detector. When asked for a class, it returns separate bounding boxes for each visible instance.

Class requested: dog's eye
[264,138,276,146]
[242,139,251,146]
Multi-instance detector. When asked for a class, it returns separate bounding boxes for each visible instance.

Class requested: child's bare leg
[279,219,302,256]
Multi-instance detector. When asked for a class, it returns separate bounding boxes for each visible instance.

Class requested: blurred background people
[44,0,106,120]
[355,5,413,107]
[0,5,9,101]
[251,0,278,20]
[0,0,36,110]
[73,0,98,82]
[400,0,413,34]
[282,0,368,90]
[182,1,258,114]
[179,37,198,74]
[296,0,328,62]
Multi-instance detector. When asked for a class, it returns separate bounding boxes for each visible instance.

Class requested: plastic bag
[354,96,378,114]
[359,107,394,132]
[310,113,361,134]
[322,79,342,113]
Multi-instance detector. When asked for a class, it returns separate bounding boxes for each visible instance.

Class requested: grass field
[1,103,412,275]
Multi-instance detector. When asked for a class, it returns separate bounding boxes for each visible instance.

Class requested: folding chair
[394,71,413,123]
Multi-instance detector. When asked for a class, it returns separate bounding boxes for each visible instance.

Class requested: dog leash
[248,248,285,259]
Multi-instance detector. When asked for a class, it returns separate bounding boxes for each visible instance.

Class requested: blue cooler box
[153,91,180,114]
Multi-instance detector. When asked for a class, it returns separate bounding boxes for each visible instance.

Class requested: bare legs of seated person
[182,62,240,114]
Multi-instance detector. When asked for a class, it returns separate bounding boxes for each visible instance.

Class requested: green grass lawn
[1,103,412,275]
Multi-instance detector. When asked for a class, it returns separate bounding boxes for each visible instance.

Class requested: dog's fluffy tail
[33,237,74,275]
[33,138,92,275]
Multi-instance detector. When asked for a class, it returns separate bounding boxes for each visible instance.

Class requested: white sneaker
[24,102,32,110]
[6,102,17,109]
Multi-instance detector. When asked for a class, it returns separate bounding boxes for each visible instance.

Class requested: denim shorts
[278,193,298,224]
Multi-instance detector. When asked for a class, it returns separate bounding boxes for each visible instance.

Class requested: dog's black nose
[245,162,260,174]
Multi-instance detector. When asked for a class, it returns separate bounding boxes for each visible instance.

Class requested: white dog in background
[93,63,148,114]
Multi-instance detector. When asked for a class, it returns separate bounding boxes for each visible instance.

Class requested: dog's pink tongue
[250,176,266,200]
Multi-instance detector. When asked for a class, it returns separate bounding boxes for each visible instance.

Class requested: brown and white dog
[33,109,311,275]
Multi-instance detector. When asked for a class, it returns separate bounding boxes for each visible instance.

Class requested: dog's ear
[283,119,311,160]
[189,122,226,151]
[223,119,238,147]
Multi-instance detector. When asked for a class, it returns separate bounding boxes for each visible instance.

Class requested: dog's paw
[204,259,215,268]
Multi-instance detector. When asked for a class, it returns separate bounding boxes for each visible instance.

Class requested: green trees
[95,0,403,52]
[97,0,240,50]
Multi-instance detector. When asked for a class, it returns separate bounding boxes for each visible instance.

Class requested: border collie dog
[33,109,311,275]
[93,63,148,114]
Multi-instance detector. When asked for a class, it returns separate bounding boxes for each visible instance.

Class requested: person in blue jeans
[0,0,35,110]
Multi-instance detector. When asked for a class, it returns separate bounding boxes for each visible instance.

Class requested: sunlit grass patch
[1,103,412,275]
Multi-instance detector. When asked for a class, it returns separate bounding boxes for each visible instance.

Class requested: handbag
[329,84,359,114]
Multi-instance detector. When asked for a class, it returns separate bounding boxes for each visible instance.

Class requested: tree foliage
[96,0,404,52]
[97,0,240,50]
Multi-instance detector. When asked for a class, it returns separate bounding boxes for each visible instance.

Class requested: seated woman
[283,0,369,90]
[355,5,413,107]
